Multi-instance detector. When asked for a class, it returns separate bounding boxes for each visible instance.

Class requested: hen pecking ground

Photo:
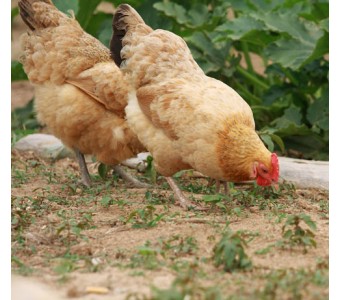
[11,150,329,300]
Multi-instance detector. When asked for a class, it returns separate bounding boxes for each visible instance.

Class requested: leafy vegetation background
[11,0,329,160]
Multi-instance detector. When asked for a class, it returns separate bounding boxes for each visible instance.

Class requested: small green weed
[128,242,163,270]
[11,256,33,276]
[124,205,165,229]
[144,155,157,184]
[278,214,317,253]
[257,213,317,255]
[158,235,198,259]
[256,266,328,300]
[55,209,95,246]
[212,229,253,272]
[148,262,222,300]
[11,196,36,233]
[100,195,129,208]
[144,190,169,205]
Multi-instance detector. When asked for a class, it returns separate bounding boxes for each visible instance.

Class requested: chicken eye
[261,167,268,174]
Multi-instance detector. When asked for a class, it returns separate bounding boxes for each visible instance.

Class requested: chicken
[18,0,148,188]
[111,4,279,208]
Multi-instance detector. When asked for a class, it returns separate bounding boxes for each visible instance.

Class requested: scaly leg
[74,148,91,187]
[165,177,207,210]
[215,180,229,195]
[113,165,151,188]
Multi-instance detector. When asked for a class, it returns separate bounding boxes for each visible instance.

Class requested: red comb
[271,153,279,182]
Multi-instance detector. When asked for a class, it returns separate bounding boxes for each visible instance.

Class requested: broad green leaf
[138,0,173,30]
[187,4,210,27]
[153,2,188,25]
[251,0,286,12]
[269,134,285,152]
[11,61,28,81]
[97,18,113,47]
[251,10,323,44]
[85,12,113,39]
[307,88,329,130]
[98,163,109,179]
[272,106,303,128]
[310,2,329,21]
[225,0,255,12]
[186,32,227,66]
[53,0,78,15]
[265,38,316,70]
[77,0,102,29]
[194,58,220,74]
[284,135,327,159]
[260,134,274,152]
[216,17,264,41]
[319,18,329,32]
[303,32,329,65]
[238,30,278,48]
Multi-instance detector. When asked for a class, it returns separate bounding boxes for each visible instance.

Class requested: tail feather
[18,0,64,30]
[110,4,151,67]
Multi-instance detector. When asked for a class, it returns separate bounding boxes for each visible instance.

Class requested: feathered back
[19,0,111,85]
[111,4,152,67]
[18,0,64,30]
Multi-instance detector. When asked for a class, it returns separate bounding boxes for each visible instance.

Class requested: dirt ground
[11,150,329,299]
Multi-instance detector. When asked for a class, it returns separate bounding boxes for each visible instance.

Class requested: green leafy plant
[278,213,317,253]
[55,209,95,246]
[11,0,329,160]
[158,235,198,259]
[212,229,252,272]
[256,213,317,255]
[128,243,163,270]
[144,262,222,300]
[255,266,328,299]
[144,155,158,184]
[125,205,165,228]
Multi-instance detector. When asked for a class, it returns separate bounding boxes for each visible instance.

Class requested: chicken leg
[215,180,229,194]
[165,177,207,210]
[74,149,150,188]
[74,148,92,187]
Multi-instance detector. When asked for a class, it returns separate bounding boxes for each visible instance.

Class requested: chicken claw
[113,165,151,188]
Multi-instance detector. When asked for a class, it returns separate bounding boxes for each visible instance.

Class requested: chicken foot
[165,177,207,211]
[74,149,150,188]
[113,165,151,188]
[74,148,92,187]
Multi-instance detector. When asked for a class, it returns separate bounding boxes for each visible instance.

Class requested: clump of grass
[129,262,222,300]
[124,205,165,229]
[11,256,33,276]
[212,229,252,272]
[256,265,328,300]
[128,242,163,270]
[124,234,200,273]
[158,235,198,259]
[55,209,95,247]
[203,182,296,214]
[256,213,317,255]
[278,214,317,253]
